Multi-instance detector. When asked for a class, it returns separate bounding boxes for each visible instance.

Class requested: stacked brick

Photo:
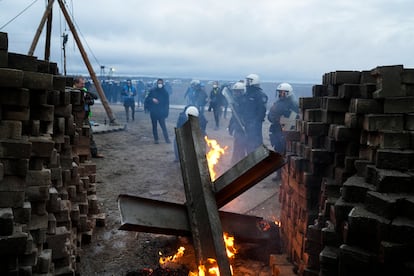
[0,32,104,275]
[278,64,414,275]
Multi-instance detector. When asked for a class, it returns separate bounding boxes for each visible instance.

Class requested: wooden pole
[28,0,55,56]
[44,0,53,61]
[57,0,116,123]
[63,34,67,75]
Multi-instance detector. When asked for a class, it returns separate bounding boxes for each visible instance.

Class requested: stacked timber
[0,32,104,275]
[279,65,414,275]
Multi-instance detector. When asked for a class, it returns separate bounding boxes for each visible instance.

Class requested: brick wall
[0,32,104,275]
[279,65,414,275]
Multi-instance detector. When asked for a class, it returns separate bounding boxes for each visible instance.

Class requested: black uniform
[240,86,268,154]
[208,86,225,129]
[267,94,299,154]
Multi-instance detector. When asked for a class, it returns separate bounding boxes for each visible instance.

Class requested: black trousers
[150,114,170,142]
[124,102,135,121]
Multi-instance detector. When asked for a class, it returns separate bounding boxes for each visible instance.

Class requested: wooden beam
[44,0,53,61]
[27,0,55,56]
[57,0,117,124]
[118,194,280,243]
[214,145,285,207]
[176,115,232,275]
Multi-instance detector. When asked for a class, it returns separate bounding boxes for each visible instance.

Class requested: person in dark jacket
[121,79,137,122]
[184,79,199,105]
[193,82,208,115]
[208,81,225,130]
[267,82,299,154]
[144,78,171,144]
[228,81,248,164]
[240,73,268,154]
[73,75,103,158]
[173,105,208,162]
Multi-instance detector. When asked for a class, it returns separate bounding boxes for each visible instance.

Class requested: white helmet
[276,82,293,94]
[185,106,199,117]
[232,81,246,92]
[246,73,260,87]
[190,79,200,86]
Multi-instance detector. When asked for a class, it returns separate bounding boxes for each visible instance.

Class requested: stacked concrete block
[0,32,104,275]
[279,65,414,275]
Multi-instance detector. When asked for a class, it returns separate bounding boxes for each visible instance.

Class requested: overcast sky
[1,0,413,83]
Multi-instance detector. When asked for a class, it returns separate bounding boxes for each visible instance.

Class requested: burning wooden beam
[214,144,285,207]
[118,194,281,243]
[118,115,286,275]
[175,115,232,275]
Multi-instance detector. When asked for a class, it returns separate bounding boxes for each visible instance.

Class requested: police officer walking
[267,82,299,154]
[241,73,268,154]
[228,81,248,164]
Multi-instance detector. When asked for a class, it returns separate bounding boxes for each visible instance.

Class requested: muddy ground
[76,102,283,276]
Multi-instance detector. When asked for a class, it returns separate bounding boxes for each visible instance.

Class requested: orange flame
[204,136,228,181]
[188,233,236,275]
[159,246,185,266]
[189,259,222,276]
[223,233,237,259]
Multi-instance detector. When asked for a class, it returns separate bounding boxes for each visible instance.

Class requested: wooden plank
[118,194,190,236]
[214,145,285,207]
[117,194,280,244]
[176,116,232,275]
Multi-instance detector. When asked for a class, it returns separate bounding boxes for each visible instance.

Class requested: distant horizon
[77,72,319,86]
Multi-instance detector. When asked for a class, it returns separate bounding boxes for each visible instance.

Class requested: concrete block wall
[279,65,414,275]
[0,32,104,276]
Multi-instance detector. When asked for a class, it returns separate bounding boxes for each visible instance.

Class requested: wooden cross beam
[175,115,232,275]
[118,116,285,274]
[118,195,280,242]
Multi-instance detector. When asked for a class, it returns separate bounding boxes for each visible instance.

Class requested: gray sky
[1,0,413,83]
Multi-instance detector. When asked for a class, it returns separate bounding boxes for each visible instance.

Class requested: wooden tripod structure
[27,0,117,124]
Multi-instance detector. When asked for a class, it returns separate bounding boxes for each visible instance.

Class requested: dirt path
[76,103,282,275]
